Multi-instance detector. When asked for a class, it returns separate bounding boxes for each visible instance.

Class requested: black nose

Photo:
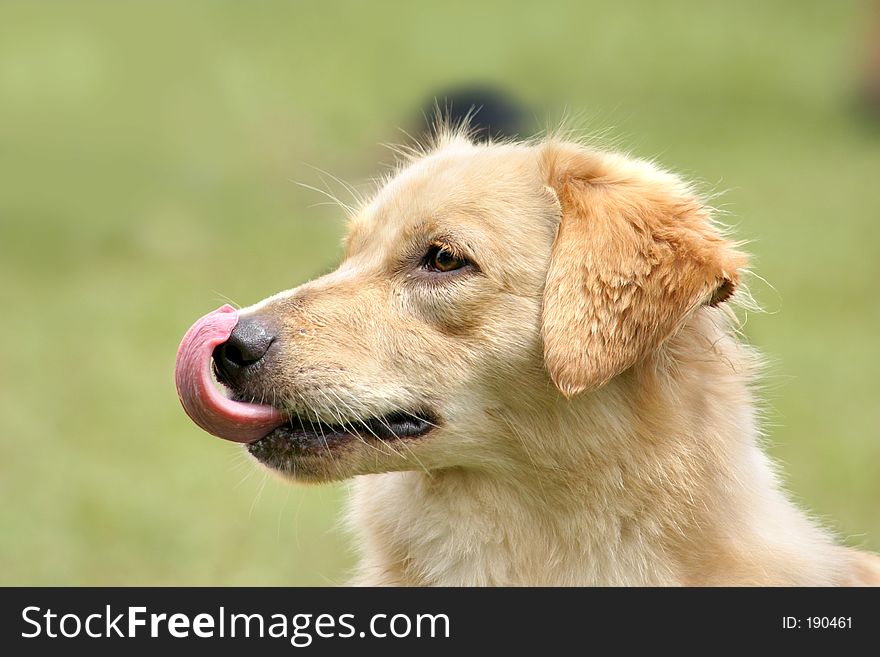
[212,316,276,387]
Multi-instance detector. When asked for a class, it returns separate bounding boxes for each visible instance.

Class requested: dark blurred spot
[420,86,529,142]
[856,2,880,124]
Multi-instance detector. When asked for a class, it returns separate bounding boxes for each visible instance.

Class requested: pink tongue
[175,304,285,443]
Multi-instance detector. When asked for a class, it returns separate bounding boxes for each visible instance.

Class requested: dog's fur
[239,129,880,585]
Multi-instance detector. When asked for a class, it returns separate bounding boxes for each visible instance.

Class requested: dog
[175,127,880,585]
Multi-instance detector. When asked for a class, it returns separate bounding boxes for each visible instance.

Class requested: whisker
[301,407,332,462]
[309,407,334,461]
[294,181,356,216]
[249,470,269,518]
[370,410,431,475]
[210,290,241,310]
[329,391,430,473]
[306,164,368,208]
[316,389,387,456]
[325,390,407,460]
[399,408,441,429]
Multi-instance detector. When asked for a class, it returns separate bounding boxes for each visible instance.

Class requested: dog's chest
[351,473,676,586]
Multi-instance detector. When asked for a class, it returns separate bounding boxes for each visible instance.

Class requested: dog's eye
[425,245,468,273]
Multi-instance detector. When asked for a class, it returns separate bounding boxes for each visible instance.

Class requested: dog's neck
[347,310,845,585]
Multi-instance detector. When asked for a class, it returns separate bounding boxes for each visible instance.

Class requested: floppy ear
[540,143,747,397]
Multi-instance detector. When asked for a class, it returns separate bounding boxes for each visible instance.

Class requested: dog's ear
[540,143,747,397]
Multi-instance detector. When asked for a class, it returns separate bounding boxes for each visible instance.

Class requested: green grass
[1,0,877,585]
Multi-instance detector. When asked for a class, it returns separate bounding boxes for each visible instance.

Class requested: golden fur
[240,130,879,586]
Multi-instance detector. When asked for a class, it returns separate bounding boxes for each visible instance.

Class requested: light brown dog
[178,128,880,585]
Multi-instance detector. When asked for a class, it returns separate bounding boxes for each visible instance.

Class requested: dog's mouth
[246,408,438,462]
[175,305,439,451]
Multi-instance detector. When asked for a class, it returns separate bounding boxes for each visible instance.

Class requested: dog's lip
[247,409,439,458]
[174,304,286,443]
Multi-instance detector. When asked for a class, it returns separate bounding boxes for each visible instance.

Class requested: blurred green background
[1,0,878,585]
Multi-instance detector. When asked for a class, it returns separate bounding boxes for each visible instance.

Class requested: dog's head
[176,134,746,481]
